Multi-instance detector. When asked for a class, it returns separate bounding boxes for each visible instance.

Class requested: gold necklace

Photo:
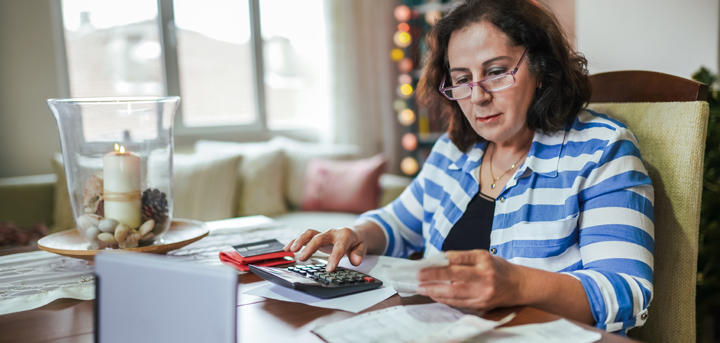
[489,143,528,189]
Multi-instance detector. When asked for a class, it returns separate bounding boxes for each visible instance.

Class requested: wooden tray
[37,219,209,261]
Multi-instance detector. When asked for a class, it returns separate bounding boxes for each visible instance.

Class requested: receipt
[382,252,450,295]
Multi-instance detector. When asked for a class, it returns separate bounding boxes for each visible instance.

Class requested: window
[60,0,329,135]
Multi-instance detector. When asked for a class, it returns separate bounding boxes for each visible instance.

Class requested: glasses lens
[444,86,471,100]
[484,74,514,92]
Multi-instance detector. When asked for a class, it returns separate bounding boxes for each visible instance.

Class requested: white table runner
[0,216,300,316]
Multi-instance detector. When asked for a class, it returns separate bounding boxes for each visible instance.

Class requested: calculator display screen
[258,266,318,284]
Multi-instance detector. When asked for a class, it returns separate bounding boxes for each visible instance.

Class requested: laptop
[95,252,238,343]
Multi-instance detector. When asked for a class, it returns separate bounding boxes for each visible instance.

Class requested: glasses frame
[439,49,528,101]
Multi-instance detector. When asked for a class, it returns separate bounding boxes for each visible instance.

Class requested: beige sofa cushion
[171,152,243,221]
[194,141,287,217]
[269,137,360,210]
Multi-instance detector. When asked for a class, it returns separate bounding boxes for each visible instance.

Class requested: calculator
[249,262,384,299]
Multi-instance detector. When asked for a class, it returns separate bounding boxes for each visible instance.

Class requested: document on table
[243,255,397,313]
[381,252,449,296]
[465,319,602,343]
[312,303,514,343]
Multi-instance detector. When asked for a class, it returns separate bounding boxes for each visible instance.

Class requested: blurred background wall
[0,0,719,178]
[575,0,719,78]
[0,1,65,178]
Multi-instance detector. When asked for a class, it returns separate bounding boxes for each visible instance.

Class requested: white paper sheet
[312,303,513,343]
[381,252,450,296]
[465,319,602,343]
[243,255,398,313]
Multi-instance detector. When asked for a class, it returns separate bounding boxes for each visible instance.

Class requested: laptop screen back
[95,252,237,343]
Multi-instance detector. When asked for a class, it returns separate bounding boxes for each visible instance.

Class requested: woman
[285,0,654,334]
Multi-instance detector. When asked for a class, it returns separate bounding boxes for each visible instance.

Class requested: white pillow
[268,136,360,210]
[194,141,287,217]
[171,152,243,221]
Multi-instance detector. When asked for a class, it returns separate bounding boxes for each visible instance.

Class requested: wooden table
[0,271,638,343]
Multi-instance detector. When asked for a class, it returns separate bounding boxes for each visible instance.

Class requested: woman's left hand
[416,250,526,310]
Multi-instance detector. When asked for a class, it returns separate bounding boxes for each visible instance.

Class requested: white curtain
[324,0,402,173]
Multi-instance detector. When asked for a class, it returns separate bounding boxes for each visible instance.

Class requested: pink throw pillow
[302,154,387,213]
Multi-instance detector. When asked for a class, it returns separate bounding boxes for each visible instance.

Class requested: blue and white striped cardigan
[358,109,654,333]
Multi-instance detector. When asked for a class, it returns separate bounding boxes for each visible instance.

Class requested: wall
[538,0,575,44]
[0,1,65,178]
[576,0,719,79]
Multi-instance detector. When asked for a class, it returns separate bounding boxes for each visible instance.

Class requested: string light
[398,23,410,32]
[400,84,413,96]
[401,157,419,175]
[390,48,404,61]
[393,31,412,48]
[394,5,411,22]
[398,74,412,85]
[398,58,413,73]
[398,109,415,126]
[401,133,418,151]
[393,99,407,112]
[425,10,442,25]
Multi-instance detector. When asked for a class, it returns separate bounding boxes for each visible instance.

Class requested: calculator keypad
[286,264,378,287]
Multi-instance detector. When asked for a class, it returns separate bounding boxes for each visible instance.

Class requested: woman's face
[447,21,538,145]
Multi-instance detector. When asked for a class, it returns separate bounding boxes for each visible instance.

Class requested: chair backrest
[587,70,709,343]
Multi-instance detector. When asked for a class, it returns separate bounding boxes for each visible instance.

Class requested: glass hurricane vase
[47,97,179,249]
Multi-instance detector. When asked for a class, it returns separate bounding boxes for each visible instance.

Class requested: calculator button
[306,270,316,275]
[363,277,375,282]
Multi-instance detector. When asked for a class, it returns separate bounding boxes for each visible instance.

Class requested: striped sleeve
[564,126,655,333]
[354,137,457,258]
[356,171,426,258]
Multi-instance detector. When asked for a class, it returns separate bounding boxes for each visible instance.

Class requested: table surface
[0,268,638,343]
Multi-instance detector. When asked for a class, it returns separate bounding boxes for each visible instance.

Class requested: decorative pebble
[99,219,119,233]
[139,220,155,236]
[98,233,117,244]
[142,233,155,242]
[129,233,143,242]
[85,226,100,242]
[124,234,139,248]
[76,214,102,231]
[114,224,130,243]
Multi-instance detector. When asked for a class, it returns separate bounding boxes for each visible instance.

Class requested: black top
[442,192,495,251]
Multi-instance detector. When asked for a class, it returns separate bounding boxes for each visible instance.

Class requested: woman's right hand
[283,227,367,272]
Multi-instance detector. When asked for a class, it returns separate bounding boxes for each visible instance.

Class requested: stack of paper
[466,319,602,343]
[312,303,514,343]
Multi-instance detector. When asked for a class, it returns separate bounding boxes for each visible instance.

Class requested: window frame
[56,0,324,143]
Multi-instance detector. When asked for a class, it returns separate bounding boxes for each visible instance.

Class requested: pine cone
[141,189,169,234]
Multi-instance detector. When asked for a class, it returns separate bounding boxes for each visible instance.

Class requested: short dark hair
[417,0,591,152]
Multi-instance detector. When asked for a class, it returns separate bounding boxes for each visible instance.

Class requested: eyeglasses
[438,50,527,101]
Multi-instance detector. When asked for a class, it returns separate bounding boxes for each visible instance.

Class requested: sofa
[0,136,412,239]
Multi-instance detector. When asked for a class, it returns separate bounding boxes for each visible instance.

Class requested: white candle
[103,144,142,229]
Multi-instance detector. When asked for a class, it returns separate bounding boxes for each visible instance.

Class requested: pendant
[491,183,496,189]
